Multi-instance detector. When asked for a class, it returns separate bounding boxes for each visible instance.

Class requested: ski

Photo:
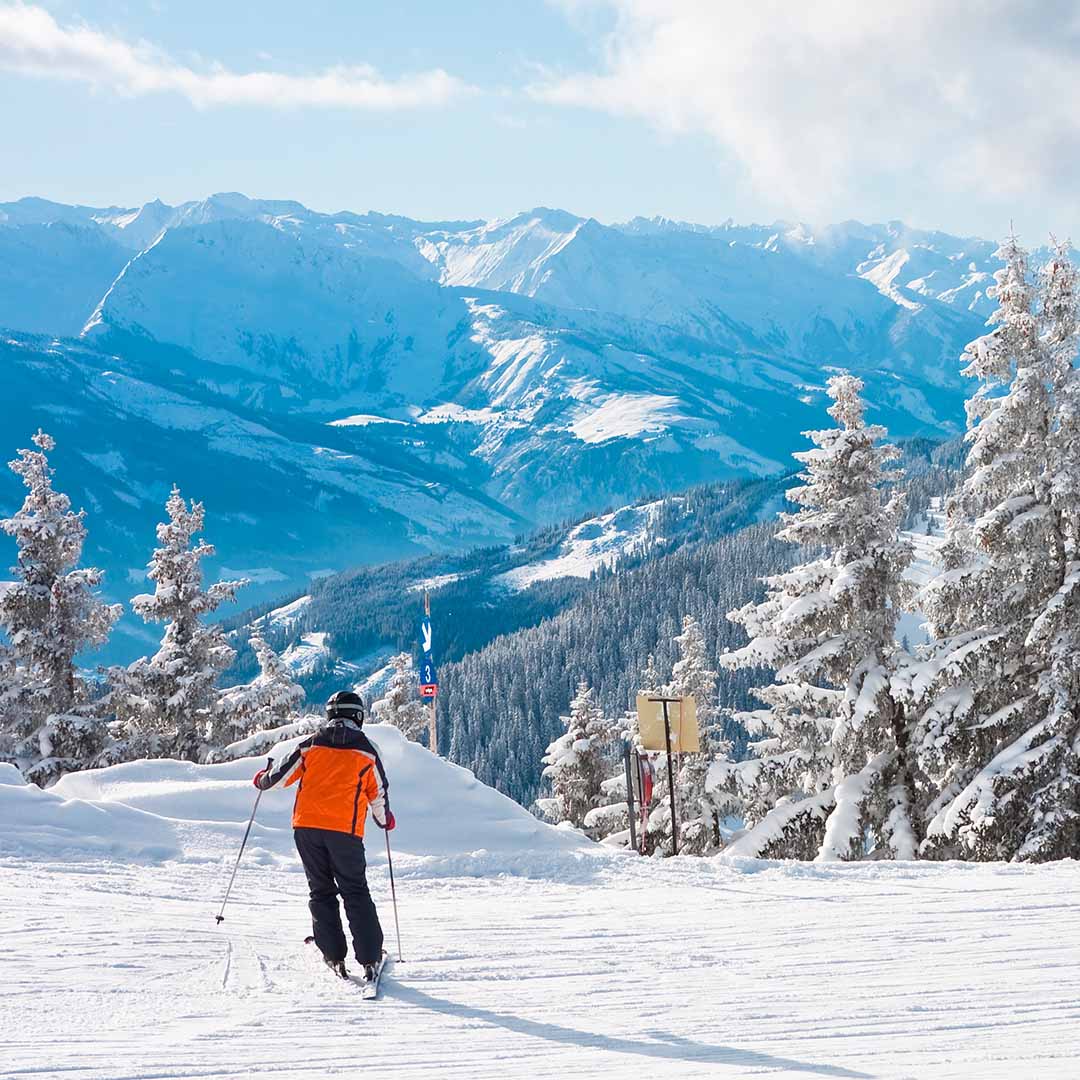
[359,951,389,1000]
[305,937,387,998]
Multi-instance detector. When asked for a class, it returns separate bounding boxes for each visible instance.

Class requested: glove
[253,768,267,789]
[380,810,396,832]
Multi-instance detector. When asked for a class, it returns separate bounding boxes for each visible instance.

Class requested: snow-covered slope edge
[1,725,591,874]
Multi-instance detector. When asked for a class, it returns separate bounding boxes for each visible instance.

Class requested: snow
[896,501,949,646]
[858,248,923,311]
[497,502,660,591]
[327,413,408,427]
[219,566,288,585]
[280,631,332,676]
[356,654,398,702]
[416,402,502,425]
[81,449,127,475]
[0,762,178,861]
[2,736,1078,1078]
[262,594,312,629]
[407,571,472,593]
[419,208,584,293]
[570,393,685,444]
[41,725,583,864]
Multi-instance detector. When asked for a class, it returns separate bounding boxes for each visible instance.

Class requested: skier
[253,690,395,984]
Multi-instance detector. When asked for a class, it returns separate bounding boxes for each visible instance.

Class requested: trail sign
[636,694,699,856]
[419,615,437,688]
[420,594,439,753]
[635,694,699,752]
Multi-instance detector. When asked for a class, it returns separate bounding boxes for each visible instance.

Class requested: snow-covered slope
[618,214,1003,317]
[81,216,469,398]
[418,206,585,291]
[496,501,662,591]
[2,744,1077,1078]
[0,331,521,659]
[896,499,950,646]
[26,723,584,864]
[422,210,997,379]
[0,222,129,335]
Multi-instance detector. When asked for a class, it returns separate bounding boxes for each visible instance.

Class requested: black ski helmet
[326,689,365,723]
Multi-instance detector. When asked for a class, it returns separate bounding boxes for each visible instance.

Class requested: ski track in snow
[3,852,1080,1078]
[1,734,1077,1078]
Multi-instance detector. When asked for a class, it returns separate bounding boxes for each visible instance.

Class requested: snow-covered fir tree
[915,235,1080,861]
[0,431,121,784]
[670,614,722,854]
[582,710,638,843]
[217,630,305,743]
[438,518,792,808]
[538,680,617,836]
[720,375,914,860]
[372,652,429,742]
[640,653,663,696]
[112,487,245,761]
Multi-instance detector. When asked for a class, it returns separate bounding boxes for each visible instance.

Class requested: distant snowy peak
[616,214,1003,317]
[859,249,923,312]
[105,199,179,250]
[0,195,185,250]
[0,192,1013,324]
[80,215,459,395]
[416,207,586,292]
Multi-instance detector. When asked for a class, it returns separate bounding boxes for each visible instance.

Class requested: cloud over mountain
[535,0,1080,229]
[0,3,472,110]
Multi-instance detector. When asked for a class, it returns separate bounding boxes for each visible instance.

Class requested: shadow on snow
[383,979,874,1078]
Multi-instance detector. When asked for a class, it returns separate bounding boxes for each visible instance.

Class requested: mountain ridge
[1,192,1000,660]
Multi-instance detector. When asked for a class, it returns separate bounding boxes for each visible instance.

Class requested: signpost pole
[424,590,438,756]
[661,698,679,856]
[639,693,694,856]
[623,742,637,854]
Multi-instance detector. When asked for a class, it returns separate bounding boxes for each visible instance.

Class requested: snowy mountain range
[1,192,1002,654]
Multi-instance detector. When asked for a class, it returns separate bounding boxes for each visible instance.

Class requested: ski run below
[2,727,1079,1079]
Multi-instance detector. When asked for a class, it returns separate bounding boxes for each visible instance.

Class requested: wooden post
[638,693,694,856]
[661,698,679,856]
[623,742,637,853]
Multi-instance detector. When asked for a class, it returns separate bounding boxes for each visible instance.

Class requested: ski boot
[323,956,349,980]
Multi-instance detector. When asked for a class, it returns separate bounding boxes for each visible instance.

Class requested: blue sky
[2,1,1078,239]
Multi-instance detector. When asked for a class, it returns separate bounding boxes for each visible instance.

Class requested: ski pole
[384,826,404,962]
[215,788,263,924]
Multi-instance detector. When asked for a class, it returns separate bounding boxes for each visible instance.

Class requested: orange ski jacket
[256,720,389,837]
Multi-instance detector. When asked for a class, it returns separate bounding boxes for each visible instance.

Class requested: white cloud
[534,0,1080,229]
[0,3,472,109]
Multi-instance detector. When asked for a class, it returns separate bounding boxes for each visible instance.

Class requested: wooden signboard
[635,693,700,753]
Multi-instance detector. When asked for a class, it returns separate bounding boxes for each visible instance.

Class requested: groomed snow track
[2,728,1078,1079]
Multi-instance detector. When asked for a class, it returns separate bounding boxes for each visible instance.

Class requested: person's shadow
[382,979,873,1077]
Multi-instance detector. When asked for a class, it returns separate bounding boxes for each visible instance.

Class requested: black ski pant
[294,827,383,965]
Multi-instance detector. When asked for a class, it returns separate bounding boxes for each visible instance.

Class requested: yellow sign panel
[636,694,700,753]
